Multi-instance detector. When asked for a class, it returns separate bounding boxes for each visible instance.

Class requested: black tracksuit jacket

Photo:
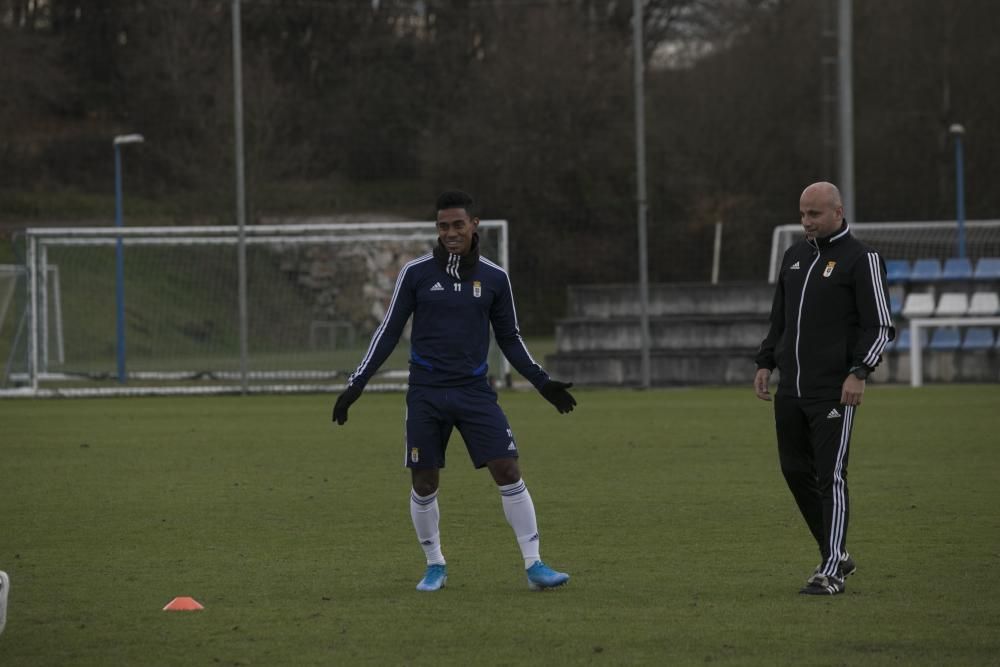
[755,222,896,400]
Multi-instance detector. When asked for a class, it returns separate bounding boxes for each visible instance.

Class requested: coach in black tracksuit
[754,182,894,596]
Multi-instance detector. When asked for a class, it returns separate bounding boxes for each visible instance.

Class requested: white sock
[410,489,445,565]
[499,479,541,569]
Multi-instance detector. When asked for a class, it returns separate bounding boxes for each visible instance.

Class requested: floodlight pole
[949,123,967,259]
[633,0,652,389]
[113,133,144,385]
[232,0,249,393]
[837,0,855,222]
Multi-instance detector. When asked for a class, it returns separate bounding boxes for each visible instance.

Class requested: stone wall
[261,215,432,338]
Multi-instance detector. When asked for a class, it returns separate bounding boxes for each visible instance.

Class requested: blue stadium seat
[893,328,928,351]
[962,327,996,350]
[910,259,942,281]
[885,259,911,283]
[941,257,973,280]
[890,292,903,316]
[928,327,961,350]
[974,257,1000,280]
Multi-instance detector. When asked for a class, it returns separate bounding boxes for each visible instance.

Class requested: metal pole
[233,0,249,394]
[909,320,922,387]
[40,244,49,372]
[114,144,127,384]
[28,235,38,392]
[711,221,722,284]
[111,134,143,384]
[837,0,855,221]
[499,219,512,387]
[52,264,65,364]
[949,124,966,259]
[633,0,651,389]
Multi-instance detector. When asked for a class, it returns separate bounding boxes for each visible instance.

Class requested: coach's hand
[841,374,865,407]
[540,380,576,414]
[753,368,772,401]
[332,383,364,425]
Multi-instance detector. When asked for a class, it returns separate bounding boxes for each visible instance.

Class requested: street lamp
[949,123,966,259]
[113,133,144,384]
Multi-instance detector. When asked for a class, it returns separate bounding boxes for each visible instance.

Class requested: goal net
[8,220,508,397]
[768,220,1000,282]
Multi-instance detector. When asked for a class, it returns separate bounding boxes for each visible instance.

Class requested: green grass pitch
[2,385,999,666]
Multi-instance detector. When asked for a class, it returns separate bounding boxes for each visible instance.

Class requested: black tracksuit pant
[773,395,854,578]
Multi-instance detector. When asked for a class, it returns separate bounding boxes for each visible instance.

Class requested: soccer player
[332,190,576,592]
[754,181,894,596]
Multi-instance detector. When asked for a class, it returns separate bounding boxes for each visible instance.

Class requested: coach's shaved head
[802,181,843,207]
[799,181,845,239]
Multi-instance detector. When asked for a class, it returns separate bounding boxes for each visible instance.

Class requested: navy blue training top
[347,253,550,390]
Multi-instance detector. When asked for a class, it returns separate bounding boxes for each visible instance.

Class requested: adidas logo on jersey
[790,261,801,270]
[430,282,444,291]
[827,408,842,419]
[507,441,516,451]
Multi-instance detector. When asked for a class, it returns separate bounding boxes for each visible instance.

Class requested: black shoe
[812,554,857,579]
[839,554,856,578]
[799,572,845,596]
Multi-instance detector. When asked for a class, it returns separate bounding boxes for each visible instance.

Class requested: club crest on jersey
[823,261,836,278]
[410,447,419,463]
[473,280,482,298]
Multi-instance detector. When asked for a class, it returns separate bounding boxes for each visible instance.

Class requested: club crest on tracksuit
[823,261,836,277]
[473,281,481,298]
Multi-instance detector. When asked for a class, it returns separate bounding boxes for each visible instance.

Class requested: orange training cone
[163,596,204,611]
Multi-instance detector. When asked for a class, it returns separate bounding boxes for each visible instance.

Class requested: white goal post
[767,219,1000,388]
[769,220,1000,282]
[907,316,1000,387]
[7,220,510,398]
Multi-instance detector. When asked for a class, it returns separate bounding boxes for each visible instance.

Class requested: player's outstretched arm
[332,383,364,425]
[539,379,576,414]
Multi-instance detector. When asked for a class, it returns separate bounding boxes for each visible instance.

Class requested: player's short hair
[436,190,475,215]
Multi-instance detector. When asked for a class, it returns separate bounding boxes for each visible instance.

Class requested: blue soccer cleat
[526,560,569,591]
[416,564,447,592]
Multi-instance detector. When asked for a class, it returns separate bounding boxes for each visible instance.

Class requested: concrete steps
[542,281,1000,385]
[545,282,771,386]
[545,348,757,386]
[563,283,774,318]
[555,315,769,352]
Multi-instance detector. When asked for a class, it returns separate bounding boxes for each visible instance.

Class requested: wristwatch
[848,365,871,380]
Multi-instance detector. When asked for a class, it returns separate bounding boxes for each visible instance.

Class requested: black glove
[332,383,364,425]
[539,380,576,414]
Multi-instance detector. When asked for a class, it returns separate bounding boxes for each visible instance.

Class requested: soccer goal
[1,263,65,388]
[768,220,1000,282]
[7,220,509,397]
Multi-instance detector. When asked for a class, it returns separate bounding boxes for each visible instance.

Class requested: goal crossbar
[768,219,1000,282]
[12,220,510,397]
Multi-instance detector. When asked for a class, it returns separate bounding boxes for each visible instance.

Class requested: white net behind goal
[10,221,508,396]
[768,220,1000,282]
